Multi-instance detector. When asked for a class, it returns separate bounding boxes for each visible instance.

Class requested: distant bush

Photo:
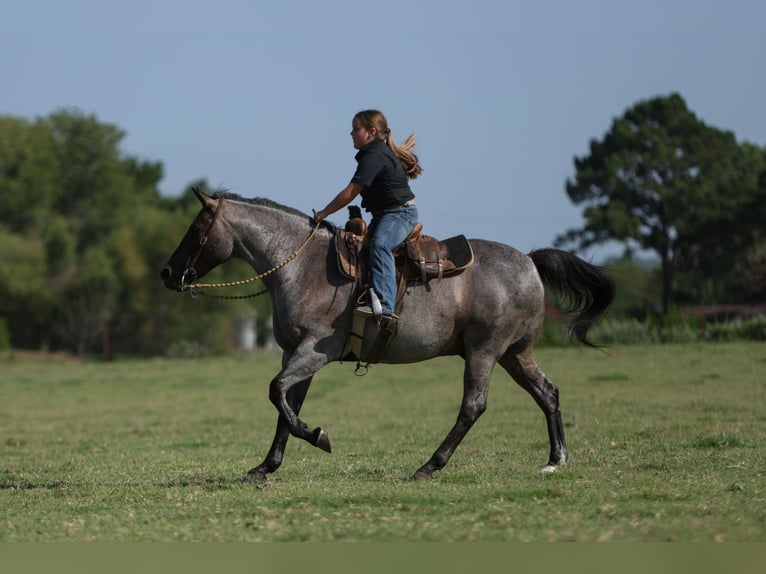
[582,314,766,346]
[165,340,205,359]
[590,318,659,345]
[704,316,766,342]
[655,321,699,344]
[648,307,700,344]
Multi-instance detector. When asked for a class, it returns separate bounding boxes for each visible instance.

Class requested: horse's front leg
[244,377,312,483]
[267,348,332,451]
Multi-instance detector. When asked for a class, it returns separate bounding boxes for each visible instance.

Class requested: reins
[182,198,322,300]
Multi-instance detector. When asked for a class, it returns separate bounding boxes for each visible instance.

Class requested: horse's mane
[213,192,337,232]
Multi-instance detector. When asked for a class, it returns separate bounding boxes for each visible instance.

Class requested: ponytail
[387,132,423,180]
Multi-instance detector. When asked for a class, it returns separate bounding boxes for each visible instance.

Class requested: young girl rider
[313,109,422,322]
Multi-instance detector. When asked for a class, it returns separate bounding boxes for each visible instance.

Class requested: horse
[160,189,615,482]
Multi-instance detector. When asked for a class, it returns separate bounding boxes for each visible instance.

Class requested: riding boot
[362,314,398,365]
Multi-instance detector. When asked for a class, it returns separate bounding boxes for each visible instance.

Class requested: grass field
[1,342,764,541]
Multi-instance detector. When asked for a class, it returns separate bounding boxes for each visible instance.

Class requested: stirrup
[354,305,374,317]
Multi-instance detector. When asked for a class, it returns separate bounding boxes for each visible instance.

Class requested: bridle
[180,196,321,300]
[180,196,225,289]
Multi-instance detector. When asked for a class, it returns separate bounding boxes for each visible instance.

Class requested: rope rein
[185,218,321,300]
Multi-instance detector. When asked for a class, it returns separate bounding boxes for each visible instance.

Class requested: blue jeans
[368,204,419,315]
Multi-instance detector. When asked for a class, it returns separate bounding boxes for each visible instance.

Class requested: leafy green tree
[0,109,166,354]
[109,202,207,356]
[733,241,766,302]
[0,110,269,356]
[672,140,766,304]
[53,244,118,356]
[44,109,162,247]
[726,166,766,303]
[556,93,765,312]
[0,228,53,349]
[0,116,60,232]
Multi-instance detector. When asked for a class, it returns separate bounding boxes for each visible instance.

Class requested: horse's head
[160,188,234,291]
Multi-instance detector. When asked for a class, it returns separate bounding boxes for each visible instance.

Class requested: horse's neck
[228,202,326,283]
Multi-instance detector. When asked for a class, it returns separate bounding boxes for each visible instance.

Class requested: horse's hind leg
[499,349,568,473]
[412,353,494,480]
[244,376,312,483]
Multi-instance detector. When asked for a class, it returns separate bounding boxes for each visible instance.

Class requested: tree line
[0,109,269,357]
[1,95,764,356]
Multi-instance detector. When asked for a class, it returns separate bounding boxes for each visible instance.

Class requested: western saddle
[333,206,474,368]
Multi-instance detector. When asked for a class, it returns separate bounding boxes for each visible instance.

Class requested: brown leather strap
[182,196,224,284]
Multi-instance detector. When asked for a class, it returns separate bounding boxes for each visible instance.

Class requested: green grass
[1,343,764,541]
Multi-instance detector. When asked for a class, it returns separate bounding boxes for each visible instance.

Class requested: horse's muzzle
[160,265,186,292]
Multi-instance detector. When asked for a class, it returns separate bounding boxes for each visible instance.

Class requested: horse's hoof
[540,455,567,475]
[313,427,332,453]
[411,469,433,481]
[243,470,268,484]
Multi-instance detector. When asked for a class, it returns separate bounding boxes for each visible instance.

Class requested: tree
[726,162,766,303]
[53,245,118,356]
[0,228,54,349]
[0,110,267,356]
[0,109,167,354]
[0,116,60,232]
[556,93,765,313]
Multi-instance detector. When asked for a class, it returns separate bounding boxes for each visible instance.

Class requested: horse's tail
[529,248,615,347]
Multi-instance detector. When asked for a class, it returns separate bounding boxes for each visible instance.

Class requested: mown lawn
[1,342,764,541]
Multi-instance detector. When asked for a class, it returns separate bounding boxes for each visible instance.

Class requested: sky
[3,0,765,262]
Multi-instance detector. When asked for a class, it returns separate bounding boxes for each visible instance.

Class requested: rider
[314,110,422,322]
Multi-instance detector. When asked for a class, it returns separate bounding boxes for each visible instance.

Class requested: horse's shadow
[0,478,66,490]
[0,474,246,491]
[158,474,250,489]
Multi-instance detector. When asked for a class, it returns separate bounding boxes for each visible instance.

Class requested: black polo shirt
[351,140,415,213]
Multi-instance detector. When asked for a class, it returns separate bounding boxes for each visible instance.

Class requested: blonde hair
[354,110,423,179]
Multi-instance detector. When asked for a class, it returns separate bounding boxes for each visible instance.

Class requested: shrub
[742,317,766,340]
[704,316,766,342]
[590,319,659,345]
[165,339,205,359]
[587,315,766,345]
[646,307,700,344]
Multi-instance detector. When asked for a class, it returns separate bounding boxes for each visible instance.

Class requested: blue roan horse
[161,189,615,482]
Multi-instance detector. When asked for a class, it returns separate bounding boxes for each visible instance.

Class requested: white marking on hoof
[540,465,558,475]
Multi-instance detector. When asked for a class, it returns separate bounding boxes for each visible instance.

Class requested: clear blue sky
[3,0,765,262]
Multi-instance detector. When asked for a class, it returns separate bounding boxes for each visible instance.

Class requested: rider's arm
[314,182,365,222]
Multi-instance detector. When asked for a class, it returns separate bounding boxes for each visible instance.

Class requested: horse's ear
[192,187,215,208]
